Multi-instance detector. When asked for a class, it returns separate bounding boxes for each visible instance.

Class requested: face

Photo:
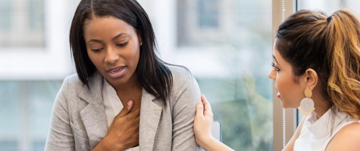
[83,16,141,87]
[268,42,306,108]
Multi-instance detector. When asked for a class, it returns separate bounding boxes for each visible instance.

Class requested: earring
[140,42,143,46]
[298,88,315,116]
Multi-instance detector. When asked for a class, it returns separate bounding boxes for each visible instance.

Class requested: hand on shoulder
[194,95,214,147]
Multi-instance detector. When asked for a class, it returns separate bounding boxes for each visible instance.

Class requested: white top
[103,80,139,151]
[294,107,357,151]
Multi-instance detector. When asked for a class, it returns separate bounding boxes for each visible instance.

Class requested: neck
[112,74,140,92]
[312,94,331,118]
[111,74,142,109]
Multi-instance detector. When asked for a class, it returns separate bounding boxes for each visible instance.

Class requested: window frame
[272,0,297,150]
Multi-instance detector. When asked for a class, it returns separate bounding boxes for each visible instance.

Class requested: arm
[199,137,233,151]
[282,116,306,151]
[45,77,77,151]
[171,71,202,150]
[194,95,234,151]
[325,123,360,151]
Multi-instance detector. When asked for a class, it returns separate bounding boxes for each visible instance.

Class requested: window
[0,81,62,151]
[170,0,273,150]
[0,0,45,48]
[0,0,306,150]
[198,0,219,28]
[0,0,77,150]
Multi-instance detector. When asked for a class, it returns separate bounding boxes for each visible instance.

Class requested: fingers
[196,101,204,117]
[128,107,140,119]
[127,100,134,111]
[201,95,213,116]
[131,114,140,127]
[115,100,134,119]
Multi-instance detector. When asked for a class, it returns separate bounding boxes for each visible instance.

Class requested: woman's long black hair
[70,0,173,102]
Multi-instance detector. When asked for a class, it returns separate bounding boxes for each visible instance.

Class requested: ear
[303,68,318,90]
[138,36,142,46]
[137,32,142,46]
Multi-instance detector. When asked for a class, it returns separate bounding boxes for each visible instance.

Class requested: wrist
[95,135,124,151]
[197,135,215,151]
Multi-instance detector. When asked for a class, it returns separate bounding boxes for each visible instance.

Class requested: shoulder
[65,73,83,85]
[326,122,360,151]
[167,65,199,92]
[168,65,192,78]
[166,65,201,106]
[51,73,85,117]
[59,73,85,95]
[168,65,194,86]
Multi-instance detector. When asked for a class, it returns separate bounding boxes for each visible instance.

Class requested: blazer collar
[139,89,163,150]
[79,72,108,148]
[78,72,163,150]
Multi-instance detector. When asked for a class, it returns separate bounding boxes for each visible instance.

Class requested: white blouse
[294,107,357,151]
[103,79,139,151]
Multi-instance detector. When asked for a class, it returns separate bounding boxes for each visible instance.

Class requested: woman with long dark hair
[45,0,201,150]
[194,9,360,151]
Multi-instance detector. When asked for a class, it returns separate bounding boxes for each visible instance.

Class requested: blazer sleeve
[171,68,202,151]
[45,77,76,151]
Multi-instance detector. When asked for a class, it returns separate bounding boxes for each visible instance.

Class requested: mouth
[274,87,280,98]
[277,92,281,99]
[106,66,126,78]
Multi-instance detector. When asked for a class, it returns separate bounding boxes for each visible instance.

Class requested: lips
[106,66,126,78]
[107,66,124,73]
[277,92,281,98]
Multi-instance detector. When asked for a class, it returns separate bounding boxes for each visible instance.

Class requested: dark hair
[276,9,360,120]
[70,0,173,102]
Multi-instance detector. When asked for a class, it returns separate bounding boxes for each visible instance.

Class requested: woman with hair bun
[194,9,360,151]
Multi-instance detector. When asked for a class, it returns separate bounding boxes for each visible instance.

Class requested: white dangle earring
[298,88,315,116]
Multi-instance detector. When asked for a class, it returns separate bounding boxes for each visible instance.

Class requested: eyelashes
[271,62,280,72]
[90,42,129,53]
[116,42,128,47]
[91,48,103,52]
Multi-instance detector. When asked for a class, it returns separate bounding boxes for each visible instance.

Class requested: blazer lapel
[79,73,108,149]
[139,89,163,150]
[78,72,163,150]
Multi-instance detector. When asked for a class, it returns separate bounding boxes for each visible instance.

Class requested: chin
[104,76,128,84]
[281,101,299,109]
[280,100,290,109]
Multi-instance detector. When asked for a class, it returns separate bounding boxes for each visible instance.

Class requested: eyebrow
[87,33,128,44]
[272,55,280,65]
[111,33,127,41]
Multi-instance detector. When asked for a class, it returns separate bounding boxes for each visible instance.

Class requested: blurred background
[0,0,359,150]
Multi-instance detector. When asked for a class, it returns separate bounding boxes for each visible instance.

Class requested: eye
[91,48,103,53]
[271,63,280,72]
[116,42,128,47]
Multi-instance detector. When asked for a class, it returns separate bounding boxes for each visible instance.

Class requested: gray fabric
[45,66,201,151]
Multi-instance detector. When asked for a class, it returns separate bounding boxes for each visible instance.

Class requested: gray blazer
[45,66,201,151]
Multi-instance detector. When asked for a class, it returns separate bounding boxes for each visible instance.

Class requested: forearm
[200,137,234,151]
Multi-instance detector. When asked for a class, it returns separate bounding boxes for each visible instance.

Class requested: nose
[268,68,276,80]
[104,46,119,64]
